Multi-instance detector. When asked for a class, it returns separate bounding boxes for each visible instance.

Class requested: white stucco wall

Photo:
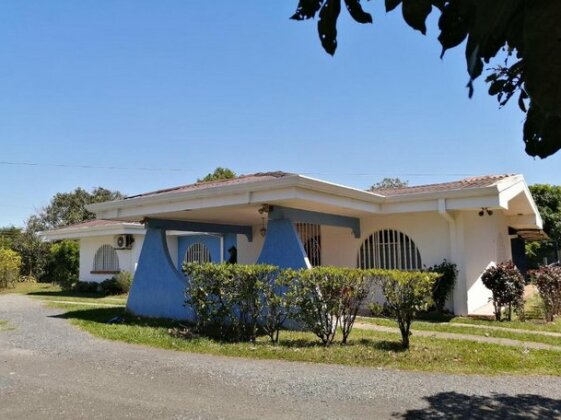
[79,234,178,283]
[236,225,265,264]
[462,211,511,313]
[321,213,451,269]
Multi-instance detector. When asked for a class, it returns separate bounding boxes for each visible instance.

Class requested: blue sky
[1,1,560,227]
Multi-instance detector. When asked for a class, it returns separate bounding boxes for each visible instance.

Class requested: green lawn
[356,317,561,347]
[6,282,561,375]
[1,281,127,305]
[44,301,561,376]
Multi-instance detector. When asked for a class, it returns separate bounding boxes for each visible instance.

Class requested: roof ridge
[125,171,294,200]
[370,174,514,192]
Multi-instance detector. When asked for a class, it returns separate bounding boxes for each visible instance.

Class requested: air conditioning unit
[114,234,134,250]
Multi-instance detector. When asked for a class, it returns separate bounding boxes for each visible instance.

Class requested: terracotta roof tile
[370,174,514,197]
[125,171,293,199]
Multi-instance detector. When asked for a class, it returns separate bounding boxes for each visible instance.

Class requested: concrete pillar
[127,227,194,320]
[256,219,310,269]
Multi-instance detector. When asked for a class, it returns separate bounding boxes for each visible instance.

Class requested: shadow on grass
[393,392,561,419]
[51,306,176,329]
[51,307,408,349]
[28,290,110,299]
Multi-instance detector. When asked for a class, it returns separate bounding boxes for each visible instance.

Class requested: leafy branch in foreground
[290,0,561,159]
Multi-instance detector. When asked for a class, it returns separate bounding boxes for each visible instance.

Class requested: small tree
[530,266,561,322]
[426,260,457,313]
[292,267,369,346]
[44,240,79,290]
[261,269,297,344]
[0,248,21,289]
[292,267,347,346]
[368,178,408,191]
[338,269,369,344]
[481,261,525,321]
[197,167,236,183]
[373,270,438,350]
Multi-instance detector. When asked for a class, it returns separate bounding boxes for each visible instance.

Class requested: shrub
[0,248,21,289]
[529,266,561,322]
[100,271,132,295]
[261,269,297,344]
[481,261,525,321]
[73,281,100,294]
[184,263,237,335]
[426,260,457,312]
[371,270,439,350]
[368,302,386,317]
[44,240,79,290]
[184,263,284,342]
[292,267,369,346]
[114,271,132,292]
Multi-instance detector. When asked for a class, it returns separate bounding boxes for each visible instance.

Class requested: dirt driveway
[1,294,561,419]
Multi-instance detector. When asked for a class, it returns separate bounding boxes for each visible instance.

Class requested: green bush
[368,302,389,317]
[529,266,561,322]
[100,271,132,295]
[44,240,79,290]
[426,260,457,312]
[0,248,21,289]
[184,263,283,342]
[481,261,525,321]
[73,281,100,294]
[370,269,439,350]
[292,267,369,346]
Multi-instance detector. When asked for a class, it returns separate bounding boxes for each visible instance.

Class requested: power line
[0,161,478,178]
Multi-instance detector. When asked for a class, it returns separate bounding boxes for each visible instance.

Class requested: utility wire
[0,161,478,178]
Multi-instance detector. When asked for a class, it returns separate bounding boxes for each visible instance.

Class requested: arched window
[93,244,120,272]
[296,223,321,266]
[184,243,212,264]
[357,229,422,270]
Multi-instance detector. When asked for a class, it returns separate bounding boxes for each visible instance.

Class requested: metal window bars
[357,229,421,270]
[295,223,322,267]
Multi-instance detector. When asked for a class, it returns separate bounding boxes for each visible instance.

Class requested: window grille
[295,223,321,267]
[357,229,422,270]
[93,244,120,272]
[185,243,212,264]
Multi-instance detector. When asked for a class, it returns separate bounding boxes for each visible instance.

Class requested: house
[44,171,545,320]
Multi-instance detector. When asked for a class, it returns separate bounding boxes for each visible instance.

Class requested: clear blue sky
[1,1,560,227]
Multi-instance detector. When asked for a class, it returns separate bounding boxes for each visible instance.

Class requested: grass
[0,281,127,305]
[356,317,561,347]
[6,282,561,375]
[0,320,10,331]
[44,301,561,376]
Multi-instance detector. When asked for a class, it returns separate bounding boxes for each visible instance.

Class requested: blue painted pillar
[256,219,309,269]
[127,227,195,320]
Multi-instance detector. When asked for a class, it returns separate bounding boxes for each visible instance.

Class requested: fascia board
[42,225,145,241]
[292,189,380,214]
[381,185,499,203]
[90,176,384,219]
[379,200,438,214]
[87,175,305,213]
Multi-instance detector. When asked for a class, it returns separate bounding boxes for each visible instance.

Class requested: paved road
[1,295,561,419]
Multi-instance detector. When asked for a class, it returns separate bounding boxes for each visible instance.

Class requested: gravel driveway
[1,294,561,419]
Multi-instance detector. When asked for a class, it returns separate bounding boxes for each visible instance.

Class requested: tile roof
[370,174,514,197]
[125,171,293,199]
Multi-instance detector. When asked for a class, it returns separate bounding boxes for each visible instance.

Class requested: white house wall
[236,225,265,264]
[462,211,511,313]
[79,234,151,283]
[322,213,451,269]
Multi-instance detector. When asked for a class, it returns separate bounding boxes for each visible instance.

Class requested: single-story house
[44,171,545,320]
